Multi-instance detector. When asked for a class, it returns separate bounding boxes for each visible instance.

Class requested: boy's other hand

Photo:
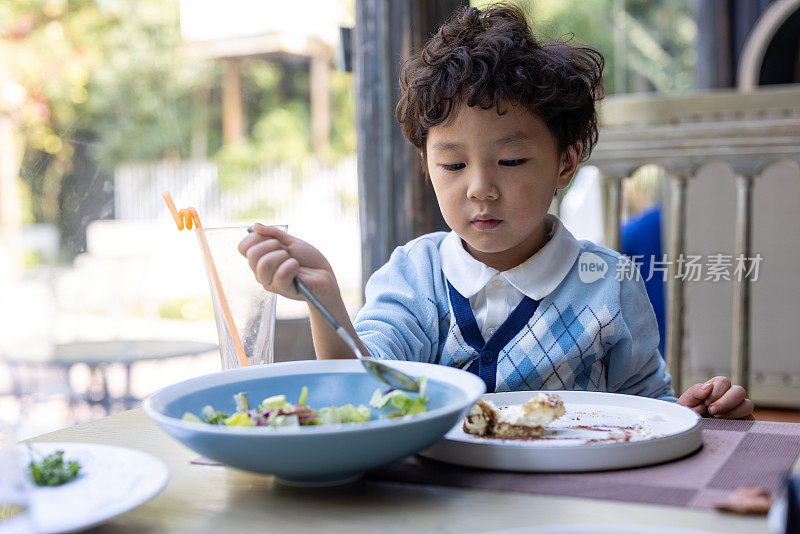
[237,223,337,301]
[678,376,754,419]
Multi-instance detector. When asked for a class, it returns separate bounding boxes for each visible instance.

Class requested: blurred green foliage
[3,0,355,225]
[157,298,214,321]
[4,0,691,230]
[3,0,211,224]
[472,0,696,94]
[23,250,44,269]
[217,63,356,192]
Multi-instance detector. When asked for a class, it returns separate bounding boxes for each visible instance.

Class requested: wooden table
[30,409,770,533]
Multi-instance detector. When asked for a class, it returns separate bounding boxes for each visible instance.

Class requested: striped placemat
[365,419,800,509]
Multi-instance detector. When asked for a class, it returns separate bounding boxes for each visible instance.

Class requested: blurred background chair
[274,317,315,362]
[0,277,83,435]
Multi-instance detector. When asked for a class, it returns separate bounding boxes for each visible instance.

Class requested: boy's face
[425,102,580,271]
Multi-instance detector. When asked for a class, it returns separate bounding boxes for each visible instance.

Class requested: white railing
[585,85,800,406]
[111,155,362,312]
[114,157,358,227]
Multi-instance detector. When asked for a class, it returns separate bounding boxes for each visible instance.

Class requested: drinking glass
[197,225,285,370]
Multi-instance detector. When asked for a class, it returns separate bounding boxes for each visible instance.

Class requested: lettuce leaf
[201,405,229,425]
[369,377,428,417]
[233,392,249,412]
[369,388,407,409]
[258,394,293,413]
[314,404,372,424]
[390,394,428,416]
[181,412,204,423]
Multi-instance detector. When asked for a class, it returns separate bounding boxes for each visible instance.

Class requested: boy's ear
[557,141,583,189]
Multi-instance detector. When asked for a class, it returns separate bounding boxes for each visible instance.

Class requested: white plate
[420,391,702,472]
[22,442,169,534]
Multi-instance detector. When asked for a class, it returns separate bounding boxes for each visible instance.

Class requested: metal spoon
[247,227,419,392]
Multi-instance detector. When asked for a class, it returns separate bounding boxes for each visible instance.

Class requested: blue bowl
[143,359,484,484]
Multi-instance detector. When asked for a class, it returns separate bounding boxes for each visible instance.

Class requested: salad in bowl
[144,359,484,484]
[182,380,429,428]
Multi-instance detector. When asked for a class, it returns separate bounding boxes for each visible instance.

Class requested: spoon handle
[294,278,339,331]
[294,278,365,359]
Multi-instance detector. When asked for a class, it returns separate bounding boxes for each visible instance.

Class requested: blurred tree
[471,0,696,95]
[216,60,355,192]
[1,0,216,257]
[1,0,356,259]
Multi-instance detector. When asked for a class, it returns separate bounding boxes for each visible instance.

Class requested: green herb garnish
[29,450,81,487]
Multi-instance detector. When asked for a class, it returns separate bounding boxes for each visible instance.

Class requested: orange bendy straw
[161,191,249,368]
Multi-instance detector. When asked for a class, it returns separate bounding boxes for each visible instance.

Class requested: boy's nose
[466,169,499,201]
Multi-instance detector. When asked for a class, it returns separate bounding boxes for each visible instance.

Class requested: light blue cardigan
[354,232,676,401]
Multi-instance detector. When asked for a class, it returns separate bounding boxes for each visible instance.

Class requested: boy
[238,4,752,419]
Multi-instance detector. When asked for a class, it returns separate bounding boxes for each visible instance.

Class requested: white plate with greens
[23,442,169,533]
[420,390,702,472]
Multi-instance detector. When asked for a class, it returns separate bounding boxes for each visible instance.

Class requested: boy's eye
[441,163,465,171]
[499,159,527,167]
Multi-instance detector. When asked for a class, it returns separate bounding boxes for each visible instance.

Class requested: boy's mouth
[471,215,502,230]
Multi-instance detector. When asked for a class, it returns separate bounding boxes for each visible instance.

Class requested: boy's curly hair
[395,3,604,163]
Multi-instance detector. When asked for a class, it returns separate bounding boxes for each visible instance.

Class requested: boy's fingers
[272,257,301,298]
[253,223,292,243]
[712,398,754,420]
[254,249,292,288]
[708,384,747,416]
[244,239,286,274]
[704,376,732,405]
[679,382,713,407]
[238,233,263,256]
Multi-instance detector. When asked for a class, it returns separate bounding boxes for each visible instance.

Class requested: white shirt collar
[440,214,581,301]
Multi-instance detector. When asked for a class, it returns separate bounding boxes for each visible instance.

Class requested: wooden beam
[310,54,331,154]
[222,58,244,145]
[355,0,464,285]
[354,0,392,283]
[184,33,331,61]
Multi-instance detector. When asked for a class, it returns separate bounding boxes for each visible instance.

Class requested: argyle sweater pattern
[354,232,675,401]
